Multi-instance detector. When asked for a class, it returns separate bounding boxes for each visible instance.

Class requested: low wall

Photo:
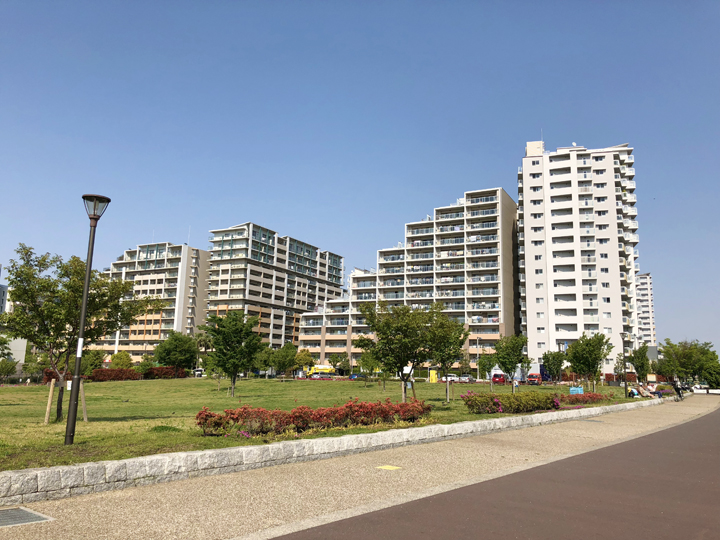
[0,398,669,507]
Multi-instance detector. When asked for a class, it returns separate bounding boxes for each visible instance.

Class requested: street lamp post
[65,194,111,445]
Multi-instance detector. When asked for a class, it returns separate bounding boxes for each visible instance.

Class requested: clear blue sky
[1,1,718,347]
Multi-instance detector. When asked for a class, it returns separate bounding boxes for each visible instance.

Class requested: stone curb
[0,397,672,507]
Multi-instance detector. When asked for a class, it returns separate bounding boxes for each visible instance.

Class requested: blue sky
[1,1,718,347]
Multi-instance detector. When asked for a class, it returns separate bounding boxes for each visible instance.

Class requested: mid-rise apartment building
[206,222,344,348]
[298,188,517,366]
[635,272,656,346]
[95,243,210,359]
[518,141,640,371]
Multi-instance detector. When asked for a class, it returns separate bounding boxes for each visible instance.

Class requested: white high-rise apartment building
[635,273,656,346]
[206,222,344,348]
[518,141,640,371]
[299,188,517,365]
[96,243,210,359]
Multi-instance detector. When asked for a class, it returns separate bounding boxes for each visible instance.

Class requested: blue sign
[569,387,584,395]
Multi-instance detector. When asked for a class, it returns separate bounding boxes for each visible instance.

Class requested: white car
[440,374,460,382]
[459,374,476,383]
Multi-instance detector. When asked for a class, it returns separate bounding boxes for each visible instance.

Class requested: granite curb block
[0,397,671,507]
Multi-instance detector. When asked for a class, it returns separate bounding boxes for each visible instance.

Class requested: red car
[527,373,541,385]
[492,374,506,384]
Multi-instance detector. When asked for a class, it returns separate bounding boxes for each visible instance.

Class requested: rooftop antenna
[572,142,577,147]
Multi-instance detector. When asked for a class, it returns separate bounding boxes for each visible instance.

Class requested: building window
[535,255,542,260]
[531,227,544,233]
[532,240,544,246]
[535,269,543,275]
[531,186,542,192]
[600,253,608,259]
[538,327,545,333]
[532,160,540,165]
[598,225,608,230]
[537,312,545,319]
[531,213,543,219]
[595,197,607,203]
[603,297,611,303]
[596,211,608,216]
[603,327,612,334]
[536,298,545,304]
[594,183,607,189]
[530,173,542,179]
[601,268,609,274]
[593,156,605,162]
[535,283,544,289]
[603,312,612,319]
[599,239,609,245]
[602,282,610,288]
[537,342,545,349]
[595,169,605,175]
[531,200,542,206]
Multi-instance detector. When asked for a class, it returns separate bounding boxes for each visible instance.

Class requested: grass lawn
[0,378,630,472]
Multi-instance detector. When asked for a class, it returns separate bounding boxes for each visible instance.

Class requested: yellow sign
[429,369,438,383]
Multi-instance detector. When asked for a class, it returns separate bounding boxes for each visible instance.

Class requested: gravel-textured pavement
[2,396,717,540]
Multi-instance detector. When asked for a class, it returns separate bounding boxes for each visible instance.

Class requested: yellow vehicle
[306,365,337,376]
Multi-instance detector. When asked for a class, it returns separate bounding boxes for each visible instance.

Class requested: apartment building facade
[95,243,210,359]
[518,141,640,372]
[298,188,517,366]
[206,222,344,348]
[635,272,657,346]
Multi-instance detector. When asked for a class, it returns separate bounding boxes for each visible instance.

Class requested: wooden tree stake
[80,380,88,422]
[44,379,56,424]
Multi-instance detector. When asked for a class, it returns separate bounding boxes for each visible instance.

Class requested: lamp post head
[82,194,111,225]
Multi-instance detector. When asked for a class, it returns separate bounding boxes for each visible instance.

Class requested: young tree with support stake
[567,333,613,392]
[426,311,469,403]
[0,244,162,421]
[201,310,263,397]
[354,301,444,403]
[542,350,565,384]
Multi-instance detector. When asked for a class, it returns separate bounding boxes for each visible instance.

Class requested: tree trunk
[56,377,65,422]
[401,379,407,403]
[382,378,385,391]
[490,379,494,392]
[217,376,221,391]
[411,380,416,400]
[230,374,237,398]
[446,379,450,403]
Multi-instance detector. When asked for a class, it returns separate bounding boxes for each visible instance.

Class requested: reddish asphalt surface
[278,403,720,540]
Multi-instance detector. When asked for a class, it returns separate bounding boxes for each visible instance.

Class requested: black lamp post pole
[65,219,97,445]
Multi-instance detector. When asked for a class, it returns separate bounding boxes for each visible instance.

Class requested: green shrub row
[460,391,560,414]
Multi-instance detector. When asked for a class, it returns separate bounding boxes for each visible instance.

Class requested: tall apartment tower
[206,222,344,348]
[635,273,656,346]
[518,141,639,370]
[299,187,517,365]
[97,243,210,359]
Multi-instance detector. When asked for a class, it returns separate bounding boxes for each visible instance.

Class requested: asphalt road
[277,400,720,540]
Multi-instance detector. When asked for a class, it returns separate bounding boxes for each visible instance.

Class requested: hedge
[90,368,141,382]
[144,366,188,379]
[461,391,560,414]
[196,398,432,436]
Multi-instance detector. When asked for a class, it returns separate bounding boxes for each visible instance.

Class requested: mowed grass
[0,378,629,471]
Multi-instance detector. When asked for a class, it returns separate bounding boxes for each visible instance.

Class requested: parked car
[492,373,506,384]
[459,374,476,383]
[440,374,460,382]
[349,373,368,380]
[310,373,333,380]
[527,373,541,385]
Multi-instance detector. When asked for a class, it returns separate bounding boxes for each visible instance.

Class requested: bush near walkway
[461,390,616,414]
[196,398,432,436]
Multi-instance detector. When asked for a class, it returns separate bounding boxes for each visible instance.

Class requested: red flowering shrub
[196,398,432,436]
[90,368,141,382]
[42,369,73,384]
[145,366,188,379]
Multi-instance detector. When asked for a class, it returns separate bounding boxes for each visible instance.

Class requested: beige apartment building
[298,187,517,367]
[518,141,640,373]
[636,272,657,346]
[94,243,209,360]
[206,222,344,348]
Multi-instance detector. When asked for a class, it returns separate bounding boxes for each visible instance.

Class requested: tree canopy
[154,331,198,377]
[657,339,719,383]
[542,350,566,383]
[110,350,133,369]
[567,333,614,386]
[628,343,650,383]
[201,310,263,397]
[493,335,528,393]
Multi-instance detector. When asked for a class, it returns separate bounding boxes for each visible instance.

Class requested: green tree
[203,354,224,390]
[542,350,566,384]
[0,244,162,420]
[358,350,381,389]
[193,331,213,369]
[0,334,13,361]
[154,331,198,377]
[613,353,627,383]
[494,335,528,394]
[294,348,315,372]
[201,310,263,397]
[0,359,18,381]
[338,353,351,375]
[567,333,614,392]
[426,311,469,402]
[702,361,720,389]
[22,354,44,383]
[81,350,106,376]
[110,351,133,369]
[459,352,472,376]
[134,356,156,377]
[477,353,497,390]
[629,344,650,383]
[254,345,274,378]
[354,302,444,402]
[266,343,299,377]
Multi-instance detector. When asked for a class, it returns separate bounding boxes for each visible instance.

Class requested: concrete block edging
[0,397,669,507]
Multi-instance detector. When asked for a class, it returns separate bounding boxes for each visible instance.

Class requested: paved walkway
[2,396,717,540]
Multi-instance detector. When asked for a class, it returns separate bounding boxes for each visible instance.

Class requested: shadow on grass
[84,415,191,422]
